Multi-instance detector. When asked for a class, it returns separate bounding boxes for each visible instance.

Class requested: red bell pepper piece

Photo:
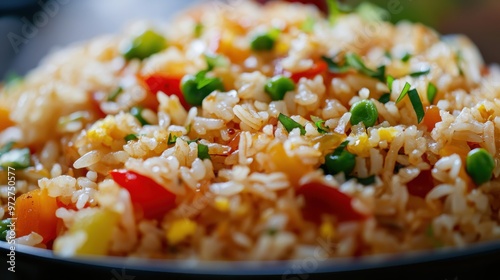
[296,182,368,223]
[290,60,328,83]
[142,74,190,110]
[406,169,435,198]
[110,170,176,219]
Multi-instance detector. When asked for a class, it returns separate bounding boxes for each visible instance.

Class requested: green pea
[350,99,378,127]
[250,33,276,51]
[264,76,295,101]
[123,29,167,60]
[466,148,495,185]
[0,218,11,241]
[181,73,224,106]
[324,150,356,175]
[130,106,149,126]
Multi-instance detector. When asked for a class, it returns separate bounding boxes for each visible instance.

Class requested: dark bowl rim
[3,239,500,275]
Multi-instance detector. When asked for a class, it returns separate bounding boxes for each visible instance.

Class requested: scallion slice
[408,89,425,123]
[311,116,329,134]
[278,113,306,135]
[197,143,211,160]
[378,93,391,104]
[427,82,438,105]
[409,69,430,77]
[344,53,385,82]
[124,134,138,142]
[396,82,411,103]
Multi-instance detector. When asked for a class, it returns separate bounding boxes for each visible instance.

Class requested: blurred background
[0,0,499,80]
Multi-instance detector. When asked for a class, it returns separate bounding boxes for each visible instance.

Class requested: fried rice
[1,0,500,261]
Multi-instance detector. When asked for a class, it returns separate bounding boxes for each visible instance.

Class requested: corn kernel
[319,220,335,240]
[214,196,230,212]
[166,218,197,245]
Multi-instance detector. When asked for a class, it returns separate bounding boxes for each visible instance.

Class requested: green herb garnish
[278,113,306,135]
[396,82,411,103]
[311,116,329,134]
[409,68,431,78]
[408,89,425,124]
[124,134,138,142]
[378,93,391,104]
[107,87,123,102]
[427,82,438,105]
[197,143,211,160]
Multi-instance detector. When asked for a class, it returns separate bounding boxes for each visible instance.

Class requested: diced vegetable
[267,144,312,186]
[15,189,59,243]
[181,71,225,106]
[204,53,229,71]
[278,113,306,135]
[123,29,167,60]
[110,170,177,219]
[378,93,391,104]
[0,145,31,170]
[290,60,328,83]
[323,142,356,176]
[408,89,425,124]
[197,143,211,160]
[396,82,411,103]
[264,76,296,101]
[301,16,315,32]
[296,182,367,223]
[386,75,395,92]
[401,53,412,62]
[406,170,434,198]
[0,218,11,241]
[107,87,123,102]
[353,175,376,186]
[194,22,203,38]
[350,99,378,127]
[409,68,431,77]
[250,29,279,51]
[142,74,189,110]
[60,209,119,255]
[311,116,329,134]
[124,134,138,142]
[344,53,386,82]
[355,2,388,22]
[130,106,149,126]
[422,105,441,132]
[466,148,495,185]
[0,107,15,132]
[427,82,438,105]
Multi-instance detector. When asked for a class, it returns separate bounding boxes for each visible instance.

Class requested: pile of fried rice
[1,0,500,261]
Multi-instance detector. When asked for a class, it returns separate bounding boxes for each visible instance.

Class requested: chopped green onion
[401,53,412,62]
[0,142,15,157]
[124,134,138,142]
[204,53,229,71]
[350,99,378,128]
[4,72,22,87]
[267,228,278,236]
[378,93,391,104]
[130,106,150,126]
[427,82,438,105]
[456,51,464,76]
[321,56,351,74]
[167,133,178,145]
[466,148,495,185]
[356,2,389,22]
[264,76,295,101]
[356,175,376,185]
[409,69,431,78]
[408,89,425,123]
[197,143,211,160]
[186,138,200,144]
[194,22,203,38]
[386,75,395,92]
[324,141,356,175]
[344,53,385,82]
[123,29,167,60]
[250,29,279,51]
[326,0,342,25]
[278,113,306,135]
[301,16,315,32]
[384,51,392,59]
[107,87,123,102]
[0,148,31,169]
[181,71,225,106]
[311,116,329,134]
[396,82,411,103]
